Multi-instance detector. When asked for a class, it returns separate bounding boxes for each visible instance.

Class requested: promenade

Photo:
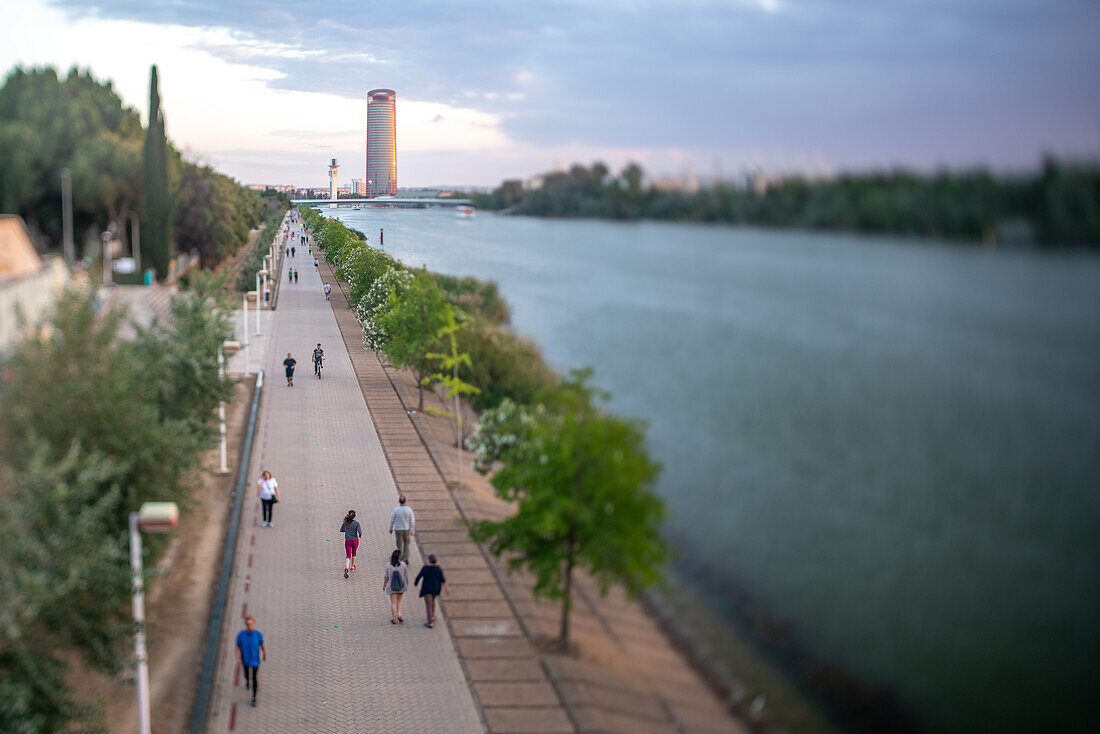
[205,217,484,733]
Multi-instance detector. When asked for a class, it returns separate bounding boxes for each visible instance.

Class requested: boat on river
[455,205,476,219]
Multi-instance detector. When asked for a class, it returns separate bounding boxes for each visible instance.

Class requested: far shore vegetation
[470,159,1100,247]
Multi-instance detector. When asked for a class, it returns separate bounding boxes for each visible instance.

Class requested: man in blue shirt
[235,614,267,707]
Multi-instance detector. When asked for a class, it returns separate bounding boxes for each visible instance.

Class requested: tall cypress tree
[143,65,172,278]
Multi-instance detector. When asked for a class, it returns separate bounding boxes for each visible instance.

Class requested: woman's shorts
[345,538,359,559]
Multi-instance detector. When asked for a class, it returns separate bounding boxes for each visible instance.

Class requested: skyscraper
[365,89,397,197]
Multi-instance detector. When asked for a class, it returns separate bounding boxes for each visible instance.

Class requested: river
[326,207,1100,733]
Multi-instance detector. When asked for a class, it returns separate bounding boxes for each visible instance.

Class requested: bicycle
[314,357,323,379]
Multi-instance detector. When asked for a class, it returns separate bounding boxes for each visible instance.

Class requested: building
[349,178,366,196]
[365,89,397,197]
[0,215,70,356]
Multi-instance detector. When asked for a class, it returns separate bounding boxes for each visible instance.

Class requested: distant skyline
[1,0,1098,187]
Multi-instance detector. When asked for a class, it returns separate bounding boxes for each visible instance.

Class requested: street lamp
[130,501,179,734]
[217,340,241,473]
[255,270,267,334]
[241,291,250,377]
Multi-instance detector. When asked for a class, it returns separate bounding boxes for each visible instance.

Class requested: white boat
[455,205,476,219]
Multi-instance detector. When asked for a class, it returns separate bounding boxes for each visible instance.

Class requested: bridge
[290,198,472,208]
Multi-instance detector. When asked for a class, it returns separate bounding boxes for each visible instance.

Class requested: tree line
[470,159,1100,247]
[301,206,669,650]
[0,280,235,732]
[0,66,270,276]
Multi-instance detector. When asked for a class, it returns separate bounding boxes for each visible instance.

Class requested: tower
[365,89,397,197]
[328,158,339,201]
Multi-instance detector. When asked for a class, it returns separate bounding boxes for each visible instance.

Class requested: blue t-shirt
[236,629,264,667]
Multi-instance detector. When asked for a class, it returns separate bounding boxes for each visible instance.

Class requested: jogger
[340,510,362,578]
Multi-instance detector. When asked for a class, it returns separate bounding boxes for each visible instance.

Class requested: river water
[328,207,1100,733]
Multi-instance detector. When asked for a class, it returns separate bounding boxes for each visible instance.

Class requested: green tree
[377,271,452,412]
[143,65,172,277]
[427,310,481,486]
[469,371,669,651]
[0,443,127,734]
[70,130,142,240]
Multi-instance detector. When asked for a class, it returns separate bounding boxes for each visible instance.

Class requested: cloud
[39,0,1100,176]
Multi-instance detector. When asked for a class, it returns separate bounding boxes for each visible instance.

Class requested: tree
[427,310,481,487]
[377,272,453,412]
[70,130,142,240]
[469,371,669,651]
[0,443,128,734]
[143,65,172,277]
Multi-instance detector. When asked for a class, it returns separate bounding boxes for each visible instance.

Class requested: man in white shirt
[388,495,415,563]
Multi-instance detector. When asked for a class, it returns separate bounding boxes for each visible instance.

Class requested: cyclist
[313,343,324,378]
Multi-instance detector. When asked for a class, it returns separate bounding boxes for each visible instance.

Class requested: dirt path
[68,376,257,734]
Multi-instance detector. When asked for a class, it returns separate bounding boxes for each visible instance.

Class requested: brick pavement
[205,216,485,733]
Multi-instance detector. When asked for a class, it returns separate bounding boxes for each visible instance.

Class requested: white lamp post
[255,270,267,334]
[216,340,241,473]
[130,501,179,734]
[242,292,250,377]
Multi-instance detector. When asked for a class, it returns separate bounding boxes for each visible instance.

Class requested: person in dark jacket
[413,553,450,628]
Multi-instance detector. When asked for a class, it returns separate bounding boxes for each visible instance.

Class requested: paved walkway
[206,216,485,733]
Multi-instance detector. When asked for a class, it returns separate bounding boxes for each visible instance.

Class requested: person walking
[414,554,450,628]
[323,282,331,300]
[258,470,280,526]
[288,269,293,284]
[388,495,415,563]
[313,257,319,270]
[294,269,299,284]
[283,353,297,387]
[340,510,362,578]
[235,614,267,707]
[383,549,409,624]
[291,245,296,257]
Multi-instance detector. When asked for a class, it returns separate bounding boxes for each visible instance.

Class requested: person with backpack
[414,554,450,628]
[383,549,409,624]
[340,510,362,578]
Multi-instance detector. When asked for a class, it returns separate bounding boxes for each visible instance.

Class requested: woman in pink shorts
[340,510,362,579]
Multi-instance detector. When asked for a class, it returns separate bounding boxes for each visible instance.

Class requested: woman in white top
[383,549,409,624]
[257,470,280,527]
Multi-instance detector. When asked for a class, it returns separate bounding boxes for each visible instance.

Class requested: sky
[1,0,1098,188]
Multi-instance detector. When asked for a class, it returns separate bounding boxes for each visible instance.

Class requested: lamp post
[130,501,179,734]
[242,291,250,377]
[60,168,74,263]
[129,211,141,273]
[217,340,241,473]
[255,270,267,334]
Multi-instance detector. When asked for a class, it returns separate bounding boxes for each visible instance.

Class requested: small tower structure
[328,158,339,201]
